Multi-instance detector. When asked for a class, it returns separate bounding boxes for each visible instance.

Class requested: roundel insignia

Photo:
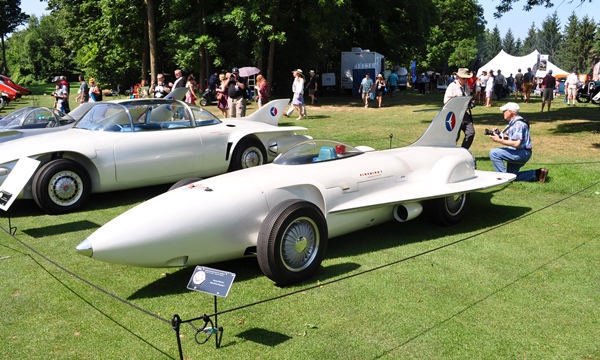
[270,107,278,117]
[445,112,456,132]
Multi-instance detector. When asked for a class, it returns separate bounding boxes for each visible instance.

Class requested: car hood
[0,124,74,144]
[0,129,98,164]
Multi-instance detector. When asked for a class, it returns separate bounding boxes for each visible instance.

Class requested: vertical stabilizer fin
[410,96,471,147]
[242,99,290,126]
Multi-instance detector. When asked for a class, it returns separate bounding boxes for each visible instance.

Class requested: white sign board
[0,157,40,211]
[321,73,336,87]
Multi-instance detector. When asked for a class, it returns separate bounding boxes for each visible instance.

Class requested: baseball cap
[499,102,520,113]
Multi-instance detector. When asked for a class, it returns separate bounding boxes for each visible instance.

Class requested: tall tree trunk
[1,34,8,76]
[266,1,281,84]
[146,0,157,83]
[142,7,149,82]
[198,10,207,90]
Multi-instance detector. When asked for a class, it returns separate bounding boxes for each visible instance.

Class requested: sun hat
[456,68,472,79]
[294,69,303,75]
[499,102,520,113]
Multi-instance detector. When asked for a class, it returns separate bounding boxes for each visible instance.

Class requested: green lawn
[1,87,599,359]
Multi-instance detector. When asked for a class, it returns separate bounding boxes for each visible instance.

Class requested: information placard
[186,266,235,298]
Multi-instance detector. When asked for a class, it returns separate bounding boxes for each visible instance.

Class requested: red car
[0,75,31,96]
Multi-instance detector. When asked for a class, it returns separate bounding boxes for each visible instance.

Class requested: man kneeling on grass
[488,102,548,183]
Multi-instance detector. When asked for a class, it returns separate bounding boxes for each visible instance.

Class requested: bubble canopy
[273,139,364,165]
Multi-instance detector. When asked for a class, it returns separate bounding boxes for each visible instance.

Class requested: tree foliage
[0,0,29,74]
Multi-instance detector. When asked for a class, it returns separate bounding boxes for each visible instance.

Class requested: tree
[521,23,540,55]
[0,0,29,75]
[502,28,517,55]
[491,0,592,17]
[537,12,562,58]
[486,26,503,58]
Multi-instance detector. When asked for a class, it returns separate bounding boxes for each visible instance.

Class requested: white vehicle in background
[0,98,309,214]
[77,97,516,285]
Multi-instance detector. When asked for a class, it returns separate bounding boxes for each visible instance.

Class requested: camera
[484,128,500,136]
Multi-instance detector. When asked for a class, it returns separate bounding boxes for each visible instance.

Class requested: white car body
[77,97,516,285]
[0,98,309,213]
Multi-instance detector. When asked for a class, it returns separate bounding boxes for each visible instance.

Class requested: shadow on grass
[0,184,170,219]
[22,220,99,237]
[236,328,292,346]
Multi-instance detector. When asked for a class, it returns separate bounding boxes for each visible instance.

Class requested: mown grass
[1,86,599,359]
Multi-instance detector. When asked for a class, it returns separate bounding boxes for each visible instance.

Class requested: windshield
[273,140,364,165]
[0,107,29,128]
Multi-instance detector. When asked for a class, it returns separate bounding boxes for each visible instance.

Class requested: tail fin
[242,99,290,126]
[165,87,187,101]
[410,96,471,147]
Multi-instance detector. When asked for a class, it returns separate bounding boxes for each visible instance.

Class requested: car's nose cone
[75,238,93,257]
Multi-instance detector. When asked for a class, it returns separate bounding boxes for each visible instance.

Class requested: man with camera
[444,67,475,149]
[227,67,248,117]
[488,102,548,182]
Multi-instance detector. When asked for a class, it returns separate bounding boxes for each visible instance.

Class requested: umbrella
[238,66,261,77]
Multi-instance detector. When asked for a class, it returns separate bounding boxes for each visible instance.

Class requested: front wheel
[576,93,590,103]
[257,200,328,285]
[32,159,91,214]
[200,98,208,106]
[228,138,266,171]
[429,193,469,226]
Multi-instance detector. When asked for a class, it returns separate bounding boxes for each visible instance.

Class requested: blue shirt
[388,73,398,86]
[360,77,373,92]
[505,115,532,150]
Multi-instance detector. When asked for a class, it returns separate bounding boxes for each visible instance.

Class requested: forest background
[1,0,598,94]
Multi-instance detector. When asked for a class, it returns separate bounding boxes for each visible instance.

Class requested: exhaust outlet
[393,203,423,222]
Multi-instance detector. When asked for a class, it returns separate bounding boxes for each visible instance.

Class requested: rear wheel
[257,200,328,285]
[429,193,469,226]
[228,138,266,171]
[200,98,208,106]
[576,93,589,103]
[32,159,91,214]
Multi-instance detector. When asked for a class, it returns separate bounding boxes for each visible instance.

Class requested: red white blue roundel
[270,106,278,117]
[445,112,456,131]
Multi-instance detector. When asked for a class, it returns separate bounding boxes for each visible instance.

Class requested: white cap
[499,102,520,113]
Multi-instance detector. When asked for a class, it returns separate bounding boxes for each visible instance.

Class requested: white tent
[476,50,569,78]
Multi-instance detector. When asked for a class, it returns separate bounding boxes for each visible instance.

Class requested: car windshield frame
[273,139,364,165]
[73,99,222,132]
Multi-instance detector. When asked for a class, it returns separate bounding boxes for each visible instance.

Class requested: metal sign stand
[171,266,235,357]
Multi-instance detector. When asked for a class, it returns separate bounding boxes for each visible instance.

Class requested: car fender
[427,153,476,184]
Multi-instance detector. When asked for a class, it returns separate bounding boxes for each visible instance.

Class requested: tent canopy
[476,50,569,78]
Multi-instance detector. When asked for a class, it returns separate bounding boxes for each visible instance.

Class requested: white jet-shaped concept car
[77,97,516,285]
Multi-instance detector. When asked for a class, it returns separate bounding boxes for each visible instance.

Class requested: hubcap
[280,218,319,272]
[241,147,262,168]
[48,171,83,206]
[445,194,465,216]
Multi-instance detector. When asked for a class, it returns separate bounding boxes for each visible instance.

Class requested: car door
[113,102,203,184]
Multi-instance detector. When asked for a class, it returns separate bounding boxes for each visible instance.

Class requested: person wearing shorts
[541,70,555,112]
[565,70,579,106]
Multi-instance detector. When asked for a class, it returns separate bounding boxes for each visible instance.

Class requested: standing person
[215,73,229,118]
[514,69,524,100]
[565,70,579,106]
[51,76,68,111]
[208,72,218,92]
[374,74,386,108]
[227,67,248,118]
[485,70,495,107]
[476,70,488,104]
[494,69,505,101]
[184,74,198,104]
[60,76,71,112]
[522,67,534,103]
[507,73,515,94]
[150,74,171,98]
[444,68,475,149]
[541,70,556,112]
[418,73,427,94]
[77,75,89,104]
[256,74,270,108]
[88,78,102,102]
[170,69,186,89]
[488,102,548,183]
[290,69,306,120]
[358,73,374,108]
[306,70,318,105]
[284,69,307,118]
[387,70,398,97]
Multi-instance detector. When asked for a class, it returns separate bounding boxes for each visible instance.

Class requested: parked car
[0,75,31,96]
[76,97,516,285]
[0,98,308,214]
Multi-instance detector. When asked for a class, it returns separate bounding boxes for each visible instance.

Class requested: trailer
[341,48,385,91]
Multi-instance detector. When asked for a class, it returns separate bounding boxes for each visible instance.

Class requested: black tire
[200,98,208,106]
[257,199,328,285]
[168,178,203,191]
[32,159,91,214]
[429,193,469,226]
[228,138,266,172]
[576,93,590,103]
